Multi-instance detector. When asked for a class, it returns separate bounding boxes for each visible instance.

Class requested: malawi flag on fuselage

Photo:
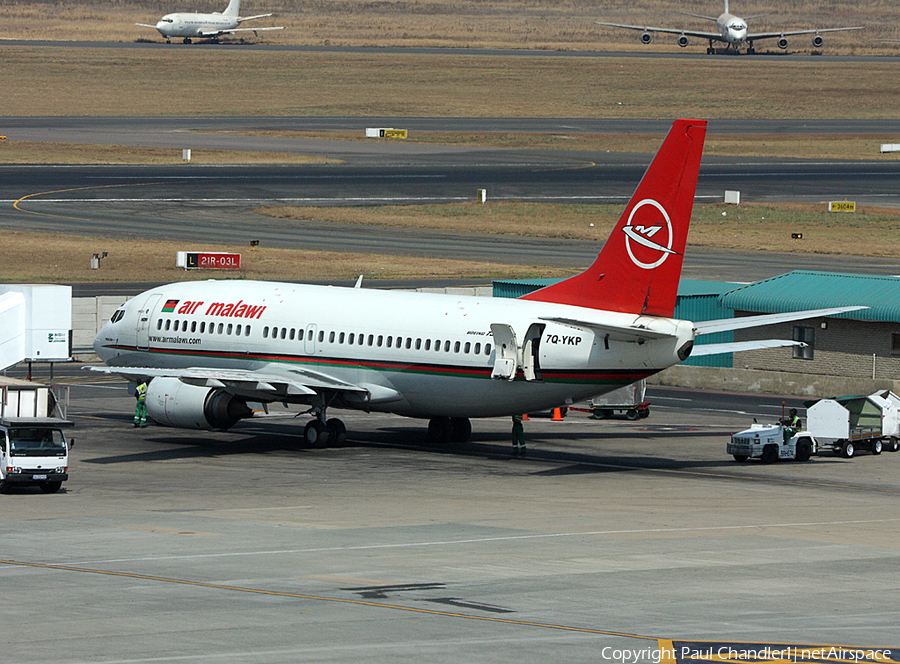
[162,299,179,313]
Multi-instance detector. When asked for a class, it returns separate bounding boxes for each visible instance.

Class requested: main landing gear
[303,415,348,448]
[427,417,472,444]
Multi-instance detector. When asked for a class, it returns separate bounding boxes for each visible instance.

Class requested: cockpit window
[110,309,126,324]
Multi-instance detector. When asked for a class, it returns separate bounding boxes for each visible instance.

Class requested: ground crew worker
[134,381,148,428]
[786,408,802,435]
[511,414,526,457]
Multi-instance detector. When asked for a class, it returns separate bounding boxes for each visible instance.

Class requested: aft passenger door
[490,324,518,381]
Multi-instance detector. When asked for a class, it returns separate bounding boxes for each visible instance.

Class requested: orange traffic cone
[522,413,529,421]
[551,407,564,421]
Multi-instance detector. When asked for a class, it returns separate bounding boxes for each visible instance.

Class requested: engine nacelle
[812,34,824,48]
[677,35,689,47]
[146,377,253,430]
[641,32,652,44]
[777,37,788,49]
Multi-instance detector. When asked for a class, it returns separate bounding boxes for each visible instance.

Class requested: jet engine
[812,34,824,48]
[641,32,652,44]
[677,35,689,47]
[145,377,253,430]
[777,37,789,49]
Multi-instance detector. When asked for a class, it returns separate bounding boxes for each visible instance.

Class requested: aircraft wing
[595,21,721,40]
[693,306,868,336]
[747,26,863,40]
[202,26,285,35]
[239,13,274,21]
[85,365,367,401]
[135,23,159,28]
[540,316,677,343]
[690,339,805,357]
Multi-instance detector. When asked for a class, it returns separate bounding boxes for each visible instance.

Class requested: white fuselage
[154,12,239,38]
[94,281,695,419]
[716,12,749,44]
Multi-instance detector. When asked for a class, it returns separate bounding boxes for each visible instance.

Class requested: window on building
[793,325,815,360]
[892,333,900,355]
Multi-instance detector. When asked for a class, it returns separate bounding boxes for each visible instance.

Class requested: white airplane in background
[137,0,284,44]
[88,119,864,448]
[596,0,862,54]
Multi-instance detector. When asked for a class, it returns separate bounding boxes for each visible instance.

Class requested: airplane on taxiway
[596,0,863,54]
[136,0,283,44]
[88,119,864,447]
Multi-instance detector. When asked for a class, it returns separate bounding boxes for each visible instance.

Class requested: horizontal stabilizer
[540,316,677,343]
[694,306,867,336]
[690,339,805,357]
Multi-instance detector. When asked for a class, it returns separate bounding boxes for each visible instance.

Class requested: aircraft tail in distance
[521,118,707,318]
[223,0,241,16]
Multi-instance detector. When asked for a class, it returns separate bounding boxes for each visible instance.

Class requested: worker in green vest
[511,414,526,457]
[134,381,148,428]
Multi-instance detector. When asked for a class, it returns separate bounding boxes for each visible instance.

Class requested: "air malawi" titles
[163,299,267,319]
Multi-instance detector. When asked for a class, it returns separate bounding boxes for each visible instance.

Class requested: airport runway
[2,376,898,662]
[3,154,899,281]
[1,39,895,63]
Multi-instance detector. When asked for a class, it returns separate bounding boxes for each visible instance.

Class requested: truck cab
[0,422,71,493]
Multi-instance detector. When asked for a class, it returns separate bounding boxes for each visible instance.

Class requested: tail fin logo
[622,199,679,270]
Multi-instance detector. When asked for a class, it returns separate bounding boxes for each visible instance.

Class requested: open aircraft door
[490,323,518,381]
[136,294,161,350]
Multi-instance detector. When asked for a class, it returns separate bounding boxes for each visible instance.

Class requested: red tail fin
[521,119,707,317]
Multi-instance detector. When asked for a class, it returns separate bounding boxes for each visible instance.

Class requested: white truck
[728,422,816,463]
[805,391,900,458]
[0,379,73,494]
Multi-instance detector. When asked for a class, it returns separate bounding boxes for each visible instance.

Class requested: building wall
[734,314,900,381]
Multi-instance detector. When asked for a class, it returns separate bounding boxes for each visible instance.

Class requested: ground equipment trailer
[0,379,73,494]
[589,380,650,420]
[806,391,900,458]
[728,423,816,463]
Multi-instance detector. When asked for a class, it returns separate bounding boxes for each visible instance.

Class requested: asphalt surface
[3,374,898,663]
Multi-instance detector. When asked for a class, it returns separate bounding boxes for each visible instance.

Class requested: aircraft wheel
[449,417,472,443]
[760,444,778,464]
[304,420,329,448]
[326,418,348,447]
[428,417,452,444]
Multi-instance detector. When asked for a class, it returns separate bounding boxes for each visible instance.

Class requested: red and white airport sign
[177,252,241,270]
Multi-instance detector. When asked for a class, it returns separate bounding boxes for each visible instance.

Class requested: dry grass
[3,45,900,120]
[260,201,900,257]
[0,0,888,54]
[0,229,563,284]
[0,141,340,165]
[212,130,900,160]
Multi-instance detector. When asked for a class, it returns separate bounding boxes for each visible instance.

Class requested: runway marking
[0,558,655,640]
[12,181,178,222]
[55,517,900,566]
[5,194,722,204]
[2,559,894,658]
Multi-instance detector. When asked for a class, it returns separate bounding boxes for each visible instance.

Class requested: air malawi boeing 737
[597,0,862,54]
[137,0,283,44]
[89,119,863,447]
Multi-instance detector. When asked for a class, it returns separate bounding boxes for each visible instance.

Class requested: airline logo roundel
[621,198,679,270]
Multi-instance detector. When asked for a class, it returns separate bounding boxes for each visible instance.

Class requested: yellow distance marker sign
[829,201,856,212]
[381,129,408,139]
